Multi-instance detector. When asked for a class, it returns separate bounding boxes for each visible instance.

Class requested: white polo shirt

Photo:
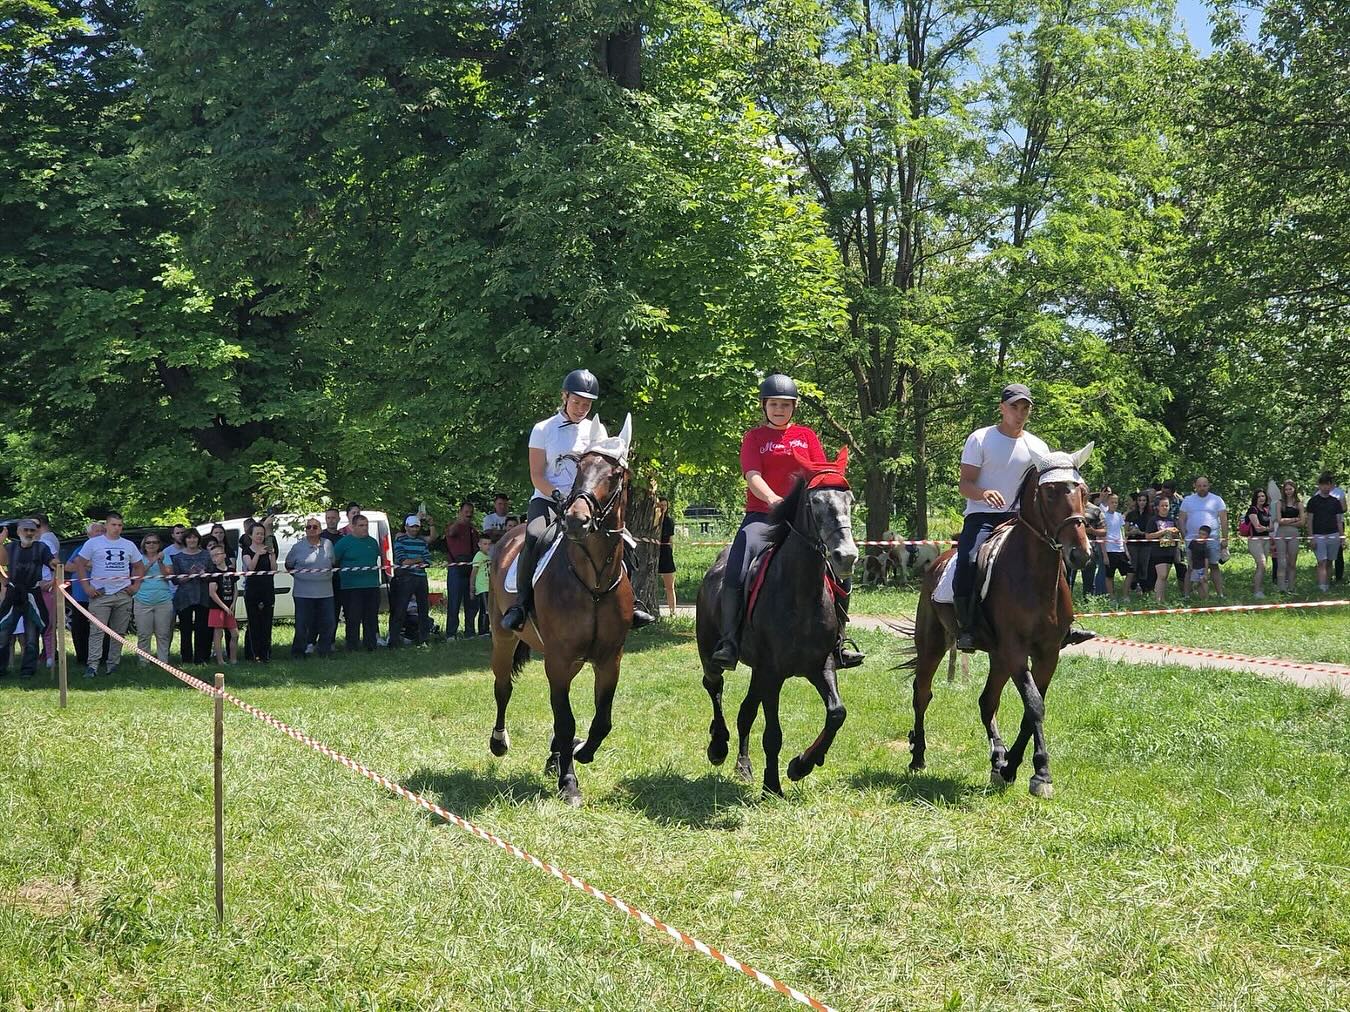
[961,425,1050,516]
[529,412,608,501]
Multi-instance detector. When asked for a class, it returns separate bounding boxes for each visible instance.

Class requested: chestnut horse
[487,421,635,807]
[899,443,1093,798]
[695,448,858,797]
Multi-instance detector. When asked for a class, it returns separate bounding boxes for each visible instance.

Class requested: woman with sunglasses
[286,517,337,658]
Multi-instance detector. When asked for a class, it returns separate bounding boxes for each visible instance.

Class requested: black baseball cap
[1000,383,1034,405]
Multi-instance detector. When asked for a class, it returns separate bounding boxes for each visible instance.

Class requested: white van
[195,512,395,620]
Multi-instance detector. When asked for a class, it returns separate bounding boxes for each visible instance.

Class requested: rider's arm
[528,447,553,497]
[958,463,1006,509]
[745,470,781,508]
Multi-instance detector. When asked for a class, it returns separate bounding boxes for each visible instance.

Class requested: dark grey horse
[695,465,859,796]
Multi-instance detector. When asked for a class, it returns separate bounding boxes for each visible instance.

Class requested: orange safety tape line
[1090,635,1350,680]
[1077,597,1350,619]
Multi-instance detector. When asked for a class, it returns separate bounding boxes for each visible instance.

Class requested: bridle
[785,483,853,591]
[1016,467,1087,555]
[559,453,628,601]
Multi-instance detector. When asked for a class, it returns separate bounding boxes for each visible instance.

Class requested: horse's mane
[1011,465,1038,513]
[764,476,808,548]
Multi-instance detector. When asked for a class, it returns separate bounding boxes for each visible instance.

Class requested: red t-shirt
[740,424,825,513]
[444,520,476,561]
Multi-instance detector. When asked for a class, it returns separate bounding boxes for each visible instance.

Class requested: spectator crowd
[0,496,533,680]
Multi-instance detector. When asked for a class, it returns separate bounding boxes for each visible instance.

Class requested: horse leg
[981,664,1012,786]
[909,608,946,772]
[488,639,515,757]
[759,680,785,798]
[734,680,761,784]
[787,661,846,782]
[1000,666,1036,785]
[545,658,585,807]
[573,654,619,764]
[1021,651,1058,798]
[702,659,731,766]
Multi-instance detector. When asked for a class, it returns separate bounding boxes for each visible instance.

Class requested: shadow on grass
[613,771,754,829]
[403,766,552,817]
[847,767,981,808]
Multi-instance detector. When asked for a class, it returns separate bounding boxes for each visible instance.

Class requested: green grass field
[3,616,1349,1010]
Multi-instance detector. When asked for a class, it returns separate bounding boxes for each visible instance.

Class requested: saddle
[503,517,565,594]
[931,519,1017,605]
[743,544,847,626]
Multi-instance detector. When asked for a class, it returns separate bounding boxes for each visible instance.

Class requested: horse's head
[1021,442,1094,569]
[563,414,630,542]
[792,446,859,579]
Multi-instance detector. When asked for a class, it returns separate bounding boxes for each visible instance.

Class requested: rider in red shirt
[711,374,864,671]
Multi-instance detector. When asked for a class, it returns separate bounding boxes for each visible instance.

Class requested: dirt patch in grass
[8,878,84,918]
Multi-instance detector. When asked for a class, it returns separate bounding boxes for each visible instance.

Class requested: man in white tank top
[952,384,1049,651]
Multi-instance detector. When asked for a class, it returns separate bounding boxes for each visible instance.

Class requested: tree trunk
[626,481,661,614]
[913,371,930,539]
[863,460,895,551]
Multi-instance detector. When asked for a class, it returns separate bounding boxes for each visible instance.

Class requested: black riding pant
[723,512,773,591]
[515,497,556,598]
[954,511,1014,598]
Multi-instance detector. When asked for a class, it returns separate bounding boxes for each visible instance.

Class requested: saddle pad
[745,545,779,622]
[504,538,562,594]
[930,521,1017,606]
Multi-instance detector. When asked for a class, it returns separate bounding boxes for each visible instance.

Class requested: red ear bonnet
[792,446,850,491]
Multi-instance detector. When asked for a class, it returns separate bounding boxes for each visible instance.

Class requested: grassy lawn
[3,620,1349,1010]
[673,538,1350,666]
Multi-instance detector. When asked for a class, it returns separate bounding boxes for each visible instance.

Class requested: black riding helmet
[563,368,601,400]
[758,373,799,401]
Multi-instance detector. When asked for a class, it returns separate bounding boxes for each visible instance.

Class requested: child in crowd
[1187,524,1212,600]
[469,533,493,637]
[207,543,239,664]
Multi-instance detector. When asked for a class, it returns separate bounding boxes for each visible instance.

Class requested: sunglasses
[305,523,320,529]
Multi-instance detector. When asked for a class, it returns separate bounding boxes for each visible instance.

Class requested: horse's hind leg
[702,659,731,766]
[759,680,785,798]
[909,610,947,772]
[574,654,620,765]
[488,637,516,756]
[787,661,845,782]
[734,681,761,783]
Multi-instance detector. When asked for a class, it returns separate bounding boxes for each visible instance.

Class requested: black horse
[695,449,858,796]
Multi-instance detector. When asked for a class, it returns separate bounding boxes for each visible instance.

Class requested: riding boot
[622,559,657,629]
[1062,626,1098,647]
[832,589,865,669]
[501,534,542,632]
[953,593,978,653]
[710,589,744,669]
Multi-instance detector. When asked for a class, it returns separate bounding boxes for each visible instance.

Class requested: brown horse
[900,443,1093,798]
[486,420,635,807]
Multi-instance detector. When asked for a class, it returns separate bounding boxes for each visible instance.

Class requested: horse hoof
[735,757,753,783]
[908,759,925,773]
[707,738,729,766]
[559,776,582,808]
[488,729,510,757]
[989,771,1009,789]
[762,781,785,799]
[786,756,807,782]
[1029,777,1054,799]
[574,742,596,764]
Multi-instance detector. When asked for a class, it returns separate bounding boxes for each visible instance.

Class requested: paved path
[671,607,1350,696]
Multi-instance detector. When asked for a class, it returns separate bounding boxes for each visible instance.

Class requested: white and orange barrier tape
[1089,635,1350,681]
[1076,597,1350,619]
[58,592,836,1012]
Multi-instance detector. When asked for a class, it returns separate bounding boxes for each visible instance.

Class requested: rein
[561,458,628,601]
[1016,468,1086,554]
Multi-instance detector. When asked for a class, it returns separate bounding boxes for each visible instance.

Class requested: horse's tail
[511,640,531,678]
[881,617,920,669]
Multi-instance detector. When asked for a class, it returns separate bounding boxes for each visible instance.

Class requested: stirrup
[834,637,864,669]
[954,629,977,653]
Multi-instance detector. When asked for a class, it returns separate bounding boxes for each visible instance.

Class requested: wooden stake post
[54,562,68,708]
[214,671,225,926]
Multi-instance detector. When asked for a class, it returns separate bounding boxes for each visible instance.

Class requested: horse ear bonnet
[793,445,851,491]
